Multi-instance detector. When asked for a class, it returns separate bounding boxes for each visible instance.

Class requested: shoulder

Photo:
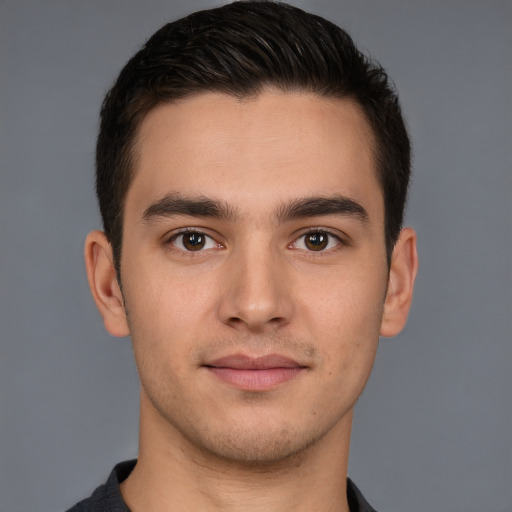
[65,460,136,512]
[347,478,378,512]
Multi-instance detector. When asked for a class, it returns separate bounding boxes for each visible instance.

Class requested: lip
[203,354,306,391]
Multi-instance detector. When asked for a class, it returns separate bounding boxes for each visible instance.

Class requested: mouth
[203,354,307,391]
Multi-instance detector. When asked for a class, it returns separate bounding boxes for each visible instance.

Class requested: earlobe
[380,227,419,338]
[84,230,130,337]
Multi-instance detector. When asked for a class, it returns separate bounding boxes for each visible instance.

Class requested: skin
[85,89,418,512]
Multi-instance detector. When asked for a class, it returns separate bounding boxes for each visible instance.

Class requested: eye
[292,230,341,252]
[170,230,219,252]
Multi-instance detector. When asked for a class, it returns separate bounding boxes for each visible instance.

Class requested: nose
[217,242,294,332]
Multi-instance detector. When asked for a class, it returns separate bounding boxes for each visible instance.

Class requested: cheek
[122,262,220,364]
[124,280,197,406]
[302,261,386,328]
[299,265,386,370]
[124,250,216,319]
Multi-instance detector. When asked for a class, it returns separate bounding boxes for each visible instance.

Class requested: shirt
[67,459,377,512]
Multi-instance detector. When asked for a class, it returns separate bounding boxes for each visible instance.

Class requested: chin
[183,418,328,467]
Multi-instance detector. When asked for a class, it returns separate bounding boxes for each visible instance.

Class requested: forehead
[128,90,381,218]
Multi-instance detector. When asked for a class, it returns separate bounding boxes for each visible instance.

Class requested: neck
[121,393,353,512]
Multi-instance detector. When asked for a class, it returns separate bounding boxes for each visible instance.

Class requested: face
[92,90,411,464]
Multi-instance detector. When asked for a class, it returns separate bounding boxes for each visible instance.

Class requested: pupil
[306,233,328,251]
[184,233,205,250]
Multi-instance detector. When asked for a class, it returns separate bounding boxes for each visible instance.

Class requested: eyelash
[290,228,344,254]
[165,228,346,254]
[166,228,221,253]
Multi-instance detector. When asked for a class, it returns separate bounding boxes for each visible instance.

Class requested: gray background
[1,1,511,511]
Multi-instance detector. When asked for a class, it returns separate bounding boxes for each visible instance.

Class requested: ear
[84,230,130,337]
[380,227,419,338]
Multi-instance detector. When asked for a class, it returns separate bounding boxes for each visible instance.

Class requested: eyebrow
[141,193,368,224]
[275,196,369,223]
[141,194,239,222]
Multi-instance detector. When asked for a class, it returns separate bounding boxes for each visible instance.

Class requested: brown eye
[171,231,217,252]
[182,232,206,251]
[304,232,329,251]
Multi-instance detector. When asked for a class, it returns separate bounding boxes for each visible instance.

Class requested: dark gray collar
[68,459,377,512]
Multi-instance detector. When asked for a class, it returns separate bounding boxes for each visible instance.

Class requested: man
[68,1,418,511]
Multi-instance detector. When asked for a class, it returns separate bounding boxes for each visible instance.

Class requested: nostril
[225,314,287,331]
